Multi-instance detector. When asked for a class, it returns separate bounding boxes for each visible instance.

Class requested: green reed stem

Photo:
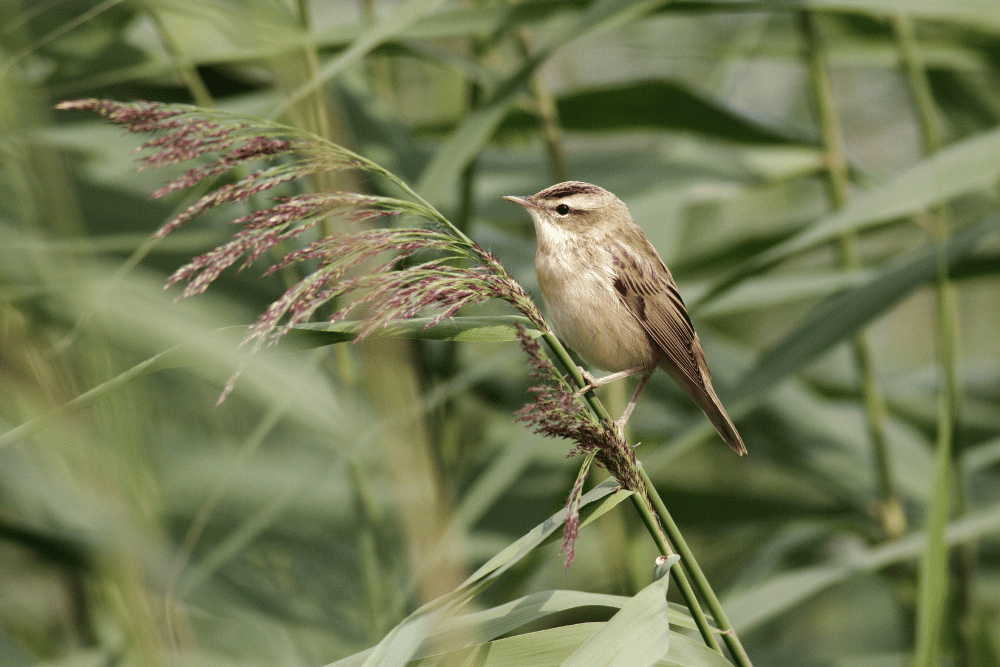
[629,473,724,656]
[515,29,570,184]
[799,11,904,539]
[641,466,752,667]
[891,12,967,667]
[539,331,735,659]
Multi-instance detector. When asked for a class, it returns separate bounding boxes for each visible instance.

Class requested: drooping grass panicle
[514,325,609,452]
[57,98,546,393]
[164,193,429,299]
[562,464,589,567]
[513,324,647,566]
[238,226,542,348]
[56,99,379,235]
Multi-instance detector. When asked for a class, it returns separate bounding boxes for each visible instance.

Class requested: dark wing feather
[611,239,747,455]
[610,242,705,390]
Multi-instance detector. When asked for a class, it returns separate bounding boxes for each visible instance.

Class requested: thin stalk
[539,331,727,657]
[145,9,214,109]
[515,29,570,183]
[891,12,966,667]
[894,15,943,156]
[348,456,394,639]
[641,466,752,667]
[628,476,724,656]
[455,45,484,237]
[798,11,903,539]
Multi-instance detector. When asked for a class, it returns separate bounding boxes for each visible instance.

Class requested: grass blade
[731,215,1000,403]
[289,316,542,344]
[560,555,680,667]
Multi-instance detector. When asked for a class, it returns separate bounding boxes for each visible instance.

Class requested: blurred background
[2,0,999,665]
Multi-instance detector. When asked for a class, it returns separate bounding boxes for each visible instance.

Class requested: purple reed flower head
[59,99,551,409]
[514,325,613,452]
[55,98,185,128]
[513,324,654,566]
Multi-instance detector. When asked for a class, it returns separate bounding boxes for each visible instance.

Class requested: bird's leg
[574,364,649,397]
[614,369,655,440]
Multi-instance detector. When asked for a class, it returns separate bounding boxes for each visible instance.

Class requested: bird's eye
[555,204,570,216]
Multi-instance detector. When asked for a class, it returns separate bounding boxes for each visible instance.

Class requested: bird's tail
[692,387,746,455]
[662,360,746,455]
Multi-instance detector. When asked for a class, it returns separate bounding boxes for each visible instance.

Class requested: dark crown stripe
[537,181,604,200]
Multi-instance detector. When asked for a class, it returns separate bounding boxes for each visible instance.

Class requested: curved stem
[641,466,752,666]
[539,330,731,658]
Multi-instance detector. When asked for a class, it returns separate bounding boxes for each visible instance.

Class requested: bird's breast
[535,242,656,373]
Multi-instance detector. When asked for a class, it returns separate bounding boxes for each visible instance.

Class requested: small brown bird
[504,181,745,454]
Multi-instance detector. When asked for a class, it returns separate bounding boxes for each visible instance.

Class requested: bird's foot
[573,367,599,397]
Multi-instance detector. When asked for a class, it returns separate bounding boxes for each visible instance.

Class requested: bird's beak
[503,195,536,210]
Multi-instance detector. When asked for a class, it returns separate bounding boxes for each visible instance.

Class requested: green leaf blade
[560,555,679,667]
[289,316,544,345]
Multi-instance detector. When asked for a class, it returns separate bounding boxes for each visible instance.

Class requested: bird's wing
[609,241,707,390]
[610,239,746,454]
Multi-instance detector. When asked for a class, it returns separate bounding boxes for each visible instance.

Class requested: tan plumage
[504,181,745,455]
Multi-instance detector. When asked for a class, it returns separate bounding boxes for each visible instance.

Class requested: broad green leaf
[963,436,1000,475]
[698,126,1000,306]
[731,215,1000,403]
[693,269,871,317]
[417,96,524,205]
[142,0,301,61]
[459,479,630,591]
[290,316,543,344]
[470,624,734,667]
[359,612,441,667]
[335,624,733,667]
[770,123,1000,256]
[659,633,736,667]
[460,624,603,667]
[560,555,679,666]
[725,564,852,635]
[556,81,801,144]
[432,589,698,652]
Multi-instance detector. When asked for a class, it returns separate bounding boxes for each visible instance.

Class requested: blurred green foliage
[2,0,1000,665]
